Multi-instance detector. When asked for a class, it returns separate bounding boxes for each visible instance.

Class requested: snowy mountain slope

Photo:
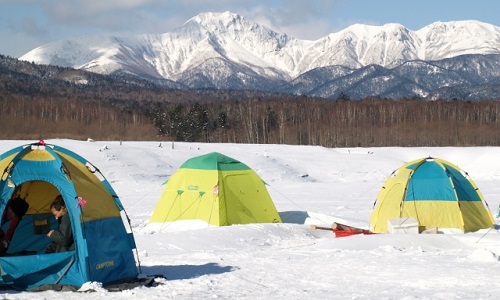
[285,54,500,99]
[19,12,500,99]
[300,23,422,70]
[419,21,500,60]
[21,13,500,76]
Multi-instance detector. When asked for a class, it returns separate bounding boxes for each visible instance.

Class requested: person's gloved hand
[0,240,8,256]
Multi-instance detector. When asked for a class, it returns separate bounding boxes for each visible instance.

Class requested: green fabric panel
[180,152,251,171]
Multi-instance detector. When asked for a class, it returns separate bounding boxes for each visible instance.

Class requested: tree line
[151,97,500,147]
[2,92,500,147]
[0,96,156,140]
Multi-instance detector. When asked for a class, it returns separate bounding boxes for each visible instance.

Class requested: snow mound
[468,248,499,262]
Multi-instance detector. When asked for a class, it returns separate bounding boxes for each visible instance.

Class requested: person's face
[50,207,65,219]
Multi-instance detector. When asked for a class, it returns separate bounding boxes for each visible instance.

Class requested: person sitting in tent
[45,195,74,253]
[0,197,30,255]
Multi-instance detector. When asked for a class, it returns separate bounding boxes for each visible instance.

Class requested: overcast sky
[1,0,499,58]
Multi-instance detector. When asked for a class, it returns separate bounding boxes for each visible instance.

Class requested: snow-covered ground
[1,139,499,299]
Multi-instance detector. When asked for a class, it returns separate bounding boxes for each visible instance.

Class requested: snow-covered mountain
[19,12,500,100]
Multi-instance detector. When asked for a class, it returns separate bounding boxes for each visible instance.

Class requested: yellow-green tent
[370,157,494,233]
[149,152,281,227]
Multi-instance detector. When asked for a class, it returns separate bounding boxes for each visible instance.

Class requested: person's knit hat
[8,197,29,219]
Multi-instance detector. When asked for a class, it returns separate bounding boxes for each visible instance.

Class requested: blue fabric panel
[83,217,138,284]
[2,213,58,255]
[0,145,38,203]
[405,161,456,201]
[0,251,76,289]
[444,165,481,201]
[12,160,60,180]
[0,145,23,160]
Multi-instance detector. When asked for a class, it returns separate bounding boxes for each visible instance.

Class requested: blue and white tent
[0,141,139,290]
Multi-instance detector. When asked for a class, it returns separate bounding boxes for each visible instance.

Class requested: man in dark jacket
[46,195,74,253]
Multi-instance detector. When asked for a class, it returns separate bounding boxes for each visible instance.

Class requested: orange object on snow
[310,222,375,238]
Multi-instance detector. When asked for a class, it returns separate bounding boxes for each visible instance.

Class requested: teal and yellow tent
[149,152,281,227]
[0,141,139,290]
[370,157,494,233]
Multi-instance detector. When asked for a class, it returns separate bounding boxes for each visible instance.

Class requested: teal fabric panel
[181,152,251,171]
[84,217,138,284]
[0,251,76,289]
[443,165,481,201]
[2,213,58,255]
[405,161,456,201]
[8,159,62,183]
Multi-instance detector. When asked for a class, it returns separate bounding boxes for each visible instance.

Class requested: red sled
[332,222,375,237]
[310,222,375,238]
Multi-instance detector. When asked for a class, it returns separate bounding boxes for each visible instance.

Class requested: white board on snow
[387,217,419,234]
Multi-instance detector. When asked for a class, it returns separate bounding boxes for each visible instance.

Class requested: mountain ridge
[18,12,500,100]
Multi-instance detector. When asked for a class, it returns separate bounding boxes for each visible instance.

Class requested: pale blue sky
[1,0,499,58]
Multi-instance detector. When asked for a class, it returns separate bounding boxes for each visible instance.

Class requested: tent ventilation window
[33,217,51,235]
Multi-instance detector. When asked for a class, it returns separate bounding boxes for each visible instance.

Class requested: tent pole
[475,219,500,243]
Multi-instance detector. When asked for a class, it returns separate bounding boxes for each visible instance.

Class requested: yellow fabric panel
[459,201,494,232]
[217,171,227,226]
[12,180,60,214]
[0,153,17,180]
[57,152,121,221]
[23,149,56,161]
[401,201,464,230]
[150,168,281,226]
[370,167,412,233]
[150,169,220,226]
[222,171,281,225]
[370,183,405,233]
[373,199,494,233]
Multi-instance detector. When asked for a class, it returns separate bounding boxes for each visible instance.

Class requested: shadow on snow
[141,263,237,280]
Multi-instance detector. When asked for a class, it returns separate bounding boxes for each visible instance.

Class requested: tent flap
[0,252,76,289]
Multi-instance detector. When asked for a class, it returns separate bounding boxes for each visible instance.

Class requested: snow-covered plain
[1,139,499,299]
